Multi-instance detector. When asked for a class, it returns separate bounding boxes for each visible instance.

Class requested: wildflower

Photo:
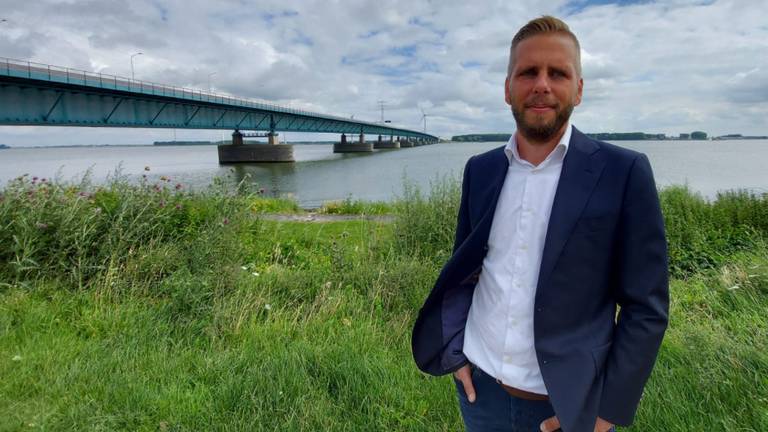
[144,166,150,171]
[342,318,352,327]
[241,266,248,270]
[78,191,88,197]
[153,184,161,192]
[264,304,272,310]
[142,174,147,179]
[159,200,166,208]
[94,207,102,214]
[160,175,168,182]
[35,222,48,230]
[252,272,260,277]
[222,218,229,225]
[32,176,38,181]
[175,183,182,190]
[41,178,46,183]
[175,203,182,210]
[12,355,21,361]
[258,188,265,194]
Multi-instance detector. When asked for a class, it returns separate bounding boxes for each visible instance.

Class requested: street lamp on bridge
[130,52,143,80]
[208,72,216,92]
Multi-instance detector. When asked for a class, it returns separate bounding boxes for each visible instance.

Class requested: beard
[512,101,574,144]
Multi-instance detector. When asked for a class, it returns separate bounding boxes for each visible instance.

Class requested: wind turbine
[420,107,429,133]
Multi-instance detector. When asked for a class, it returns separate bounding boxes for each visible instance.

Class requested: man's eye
[550,70,566,78]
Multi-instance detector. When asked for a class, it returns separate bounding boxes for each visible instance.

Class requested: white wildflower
[264,304,272,310]
[12,355,22,361]
[252,272,260,277]
[241,266,248,270]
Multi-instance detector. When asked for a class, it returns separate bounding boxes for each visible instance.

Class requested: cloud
[0,0,766,146]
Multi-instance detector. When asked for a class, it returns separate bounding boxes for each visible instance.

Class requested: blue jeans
[454,363,617,432]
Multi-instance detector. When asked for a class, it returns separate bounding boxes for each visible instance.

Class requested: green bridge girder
[0,57,438,141]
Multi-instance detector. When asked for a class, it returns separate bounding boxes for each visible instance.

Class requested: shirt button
[542,360,548,365]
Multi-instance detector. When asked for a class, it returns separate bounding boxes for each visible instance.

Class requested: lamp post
[130,52,143,80]
[208,72,216,92]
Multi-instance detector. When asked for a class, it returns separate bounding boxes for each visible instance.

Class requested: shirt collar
[504,122,572,168]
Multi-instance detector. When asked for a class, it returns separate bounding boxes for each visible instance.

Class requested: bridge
[0,57,439,162]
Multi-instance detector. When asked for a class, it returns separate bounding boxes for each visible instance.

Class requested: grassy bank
[1,174,766,431]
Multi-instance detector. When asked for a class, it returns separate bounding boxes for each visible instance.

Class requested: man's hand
[540,415,614,432]
[452,364,476,403]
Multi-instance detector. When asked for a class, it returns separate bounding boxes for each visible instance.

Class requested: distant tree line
[451,131,716,142]
[451,134,511,142]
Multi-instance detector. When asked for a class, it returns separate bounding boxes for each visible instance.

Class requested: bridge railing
[0,56,432,137]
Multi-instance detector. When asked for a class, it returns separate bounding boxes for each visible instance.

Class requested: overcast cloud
[0,0,766,146]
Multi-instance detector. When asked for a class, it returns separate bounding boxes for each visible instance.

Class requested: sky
[0,0,766,146]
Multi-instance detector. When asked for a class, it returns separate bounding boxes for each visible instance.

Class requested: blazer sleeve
[453,156,474,254]
[599,154,670,425]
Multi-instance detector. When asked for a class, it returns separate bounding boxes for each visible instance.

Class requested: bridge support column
[232,130,244,146]
[374,133,399,149]
[218,130,294,163]
[334,133,373,153]
[399,137,414,148]
[268,132,279,145]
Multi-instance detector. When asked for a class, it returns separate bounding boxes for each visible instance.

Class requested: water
[1,140,766,206]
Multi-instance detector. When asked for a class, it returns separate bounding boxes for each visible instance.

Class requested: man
[411,16,669,432]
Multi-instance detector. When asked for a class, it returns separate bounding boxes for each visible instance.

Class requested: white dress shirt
[463,124,572,395]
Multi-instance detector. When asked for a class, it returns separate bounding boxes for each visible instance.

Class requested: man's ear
[574,77,583,106]
[504,76,511,106]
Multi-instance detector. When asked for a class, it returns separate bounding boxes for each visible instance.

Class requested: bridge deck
[0,57,437,140]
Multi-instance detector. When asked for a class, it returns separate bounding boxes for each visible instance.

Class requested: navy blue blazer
[411,127,669,432]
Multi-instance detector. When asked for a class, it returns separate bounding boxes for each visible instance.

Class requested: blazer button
[536,307,543,313]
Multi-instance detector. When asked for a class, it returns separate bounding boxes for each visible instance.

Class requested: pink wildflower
[175,183,182,190]
[175,203,182,210]
[222,218,229,225]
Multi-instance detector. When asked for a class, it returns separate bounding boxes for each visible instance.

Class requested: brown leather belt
[495,379,549,401]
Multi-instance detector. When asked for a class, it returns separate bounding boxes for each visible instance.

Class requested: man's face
[505,33,583,144]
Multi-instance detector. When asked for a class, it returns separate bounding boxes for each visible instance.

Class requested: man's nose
[532,72,551,94]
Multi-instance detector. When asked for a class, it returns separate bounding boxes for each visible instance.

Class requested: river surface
[1,140,766,206]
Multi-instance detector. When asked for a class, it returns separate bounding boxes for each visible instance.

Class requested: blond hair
[507,16,582,77]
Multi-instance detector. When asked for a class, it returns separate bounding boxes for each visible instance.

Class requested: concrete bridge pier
[218,130,295,163]
[334,133,373,153]
[374,134,400,149]
[399,137,414,148]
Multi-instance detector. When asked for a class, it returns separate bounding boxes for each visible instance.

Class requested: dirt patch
[259,213,395,223]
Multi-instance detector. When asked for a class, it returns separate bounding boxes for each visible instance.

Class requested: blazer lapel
[536,128,606,293]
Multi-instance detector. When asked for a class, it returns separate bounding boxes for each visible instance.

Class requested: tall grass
[0,174,766,431]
